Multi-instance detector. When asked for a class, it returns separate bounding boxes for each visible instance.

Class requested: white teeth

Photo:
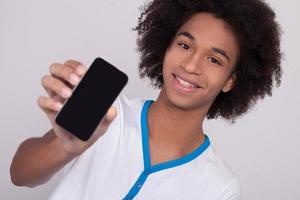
[175,75,197,88]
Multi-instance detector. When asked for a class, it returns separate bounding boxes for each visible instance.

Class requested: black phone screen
[55,57,128,141]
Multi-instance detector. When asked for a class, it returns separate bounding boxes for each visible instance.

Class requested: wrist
[52,134,81,159]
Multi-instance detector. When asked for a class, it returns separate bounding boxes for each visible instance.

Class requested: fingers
[37,96,63,112]
[41,75,73,99]
[38,59,88,120]
[63,60,82,69]
[48,60,87,86]
[49,63,81,86]
[43,60,87,99]
[64,60,87,76]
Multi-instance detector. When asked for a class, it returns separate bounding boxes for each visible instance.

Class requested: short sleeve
[218,178,241,200]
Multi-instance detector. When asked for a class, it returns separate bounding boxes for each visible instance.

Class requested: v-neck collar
[141,100,210,173]
[122,100,211,199]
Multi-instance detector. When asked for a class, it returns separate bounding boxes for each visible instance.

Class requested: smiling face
[161,12,239,111]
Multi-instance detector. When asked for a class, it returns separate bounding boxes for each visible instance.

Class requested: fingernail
[76,65,86,76]
[70,74,80,85]
[62,88,72,98]
[55,103,63,110]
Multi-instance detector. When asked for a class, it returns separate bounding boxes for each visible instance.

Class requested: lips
[172,73,200,88]
[171,73,202,93]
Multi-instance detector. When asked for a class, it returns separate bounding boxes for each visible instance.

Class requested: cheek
[205,70,230,93]
[162,57,169,75]
[164,45,185,63]
[202,63,227,84]
[162,51,175,73]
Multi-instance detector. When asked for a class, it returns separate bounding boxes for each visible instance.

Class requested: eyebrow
[178,31,195,41]
[211,47,230,61]
[177,31,230,61]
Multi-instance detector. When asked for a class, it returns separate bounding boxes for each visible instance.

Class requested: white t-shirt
[49,94,240,200]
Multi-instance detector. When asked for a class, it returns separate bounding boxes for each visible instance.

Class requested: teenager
[10,0,282,199]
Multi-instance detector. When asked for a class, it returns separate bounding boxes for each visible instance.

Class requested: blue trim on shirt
[141,100,152,170]
[123,100,210,199]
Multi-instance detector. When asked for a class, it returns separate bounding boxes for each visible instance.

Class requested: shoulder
[113,93,146,127]
[116,93,145,116]
[201,145,237,180]
[200,144,241,199]
[218,177,241,200]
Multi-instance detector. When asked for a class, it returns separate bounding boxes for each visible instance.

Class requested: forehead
[177,12,239,60]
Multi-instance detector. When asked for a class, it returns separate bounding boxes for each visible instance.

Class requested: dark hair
[134,0,282,122]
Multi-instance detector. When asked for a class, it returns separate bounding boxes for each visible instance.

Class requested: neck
[147,88,210,155]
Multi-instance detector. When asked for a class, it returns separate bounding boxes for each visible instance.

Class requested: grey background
[1,0,299,199]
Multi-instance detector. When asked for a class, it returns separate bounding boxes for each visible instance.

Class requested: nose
[179,55,203,75]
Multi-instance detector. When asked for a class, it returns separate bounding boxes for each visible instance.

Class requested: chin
[162,85,202,111]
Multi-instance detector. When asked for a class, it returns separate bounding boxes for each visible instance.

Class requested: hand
[37,60,117,156]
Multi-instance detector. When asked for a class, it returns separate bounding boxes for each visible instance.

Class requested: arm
[10,60,117,187]
[10,129,76,187]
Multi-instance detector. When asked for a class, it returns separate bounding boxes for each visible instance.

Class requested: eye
[178,42,191,51]
[208,57,222,65]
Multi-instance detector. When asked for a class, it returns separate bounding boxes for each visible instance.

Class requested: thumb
[101,106,117,127]
[85,106,118,144]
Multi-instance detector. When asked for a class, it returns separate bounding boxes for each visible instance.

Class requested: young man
[10,0,282,199]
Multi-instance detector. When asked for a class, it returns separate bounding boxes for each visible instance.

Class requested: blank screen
[55,58,128,141]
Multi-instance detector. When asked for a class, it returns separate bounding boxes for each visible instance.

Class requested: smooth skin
[10,60,117,187]
[10,12,239,187]
[147,12,238,165]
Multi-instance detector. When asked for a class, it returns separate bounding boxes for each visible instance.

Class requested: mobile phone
[54,57,128,141]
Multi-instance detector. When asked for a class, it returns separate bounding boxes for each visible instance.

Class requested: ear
[222,74,236,93]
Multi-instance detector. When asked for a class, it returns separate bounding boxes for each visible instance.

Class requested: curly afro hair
[133,0,282,122]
